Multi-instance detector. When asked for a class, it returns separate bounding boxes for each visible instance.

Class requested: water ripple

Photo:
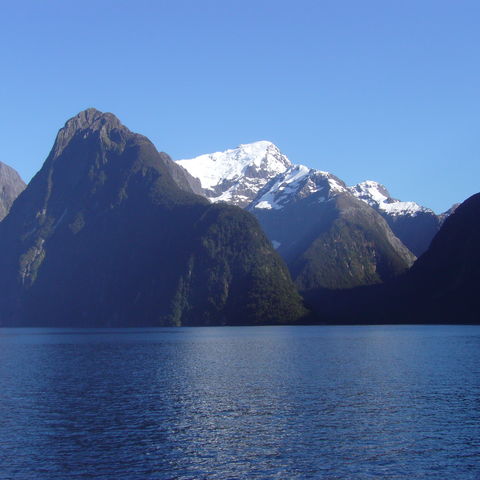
[0,325,479,479]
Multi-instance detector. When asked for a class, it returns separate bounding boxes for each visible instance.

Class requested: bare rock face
[0,162,26,221]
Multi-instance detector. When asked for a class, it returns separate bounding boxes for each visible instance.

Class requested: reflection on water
[0,325,479,479]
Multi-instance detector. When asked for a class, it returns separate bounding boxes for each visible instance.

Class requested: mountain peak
[349,179,441,256]
[236,140,277,153]
[350,180,392,203]
[0,113,306,327]
[63,108,122,132]
[349,180,435,218]
[53,108,128,158]
[238,140,274,148]
[177,141,292,207]
[249,165,347,211]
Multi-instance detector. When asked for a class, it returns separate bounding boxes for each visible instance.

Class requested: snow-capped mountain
[177,141,416,289]
[177,140,455,260]
[176,141,291,207]
[348,180,442,256]
[250,165,347,211]
[242,162,415,291]
[349,181,434,217]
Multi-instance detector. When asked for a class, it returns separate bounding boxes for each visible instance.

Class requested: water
[0,325,479,479]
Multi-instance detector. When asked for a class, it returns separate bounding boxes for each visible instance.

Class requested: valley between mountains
[0,109,477,326]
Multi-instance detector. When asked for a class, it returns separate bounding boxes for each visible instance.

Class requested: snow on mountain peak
[349,180,432,217]
[176,141,292,207]
[349,181,392,206]
[177,141,437,219]
[250,165,348,211]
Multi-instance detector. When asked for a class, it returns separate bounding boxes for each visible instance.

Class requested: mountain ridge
[176,140,450,214]
[177,141,421,291]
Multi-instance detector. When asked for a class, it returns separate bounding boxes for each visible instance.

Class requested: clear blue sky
[1,0,479,212]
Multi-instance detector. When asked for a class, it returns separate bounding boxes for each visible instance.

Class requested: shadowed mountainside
[0,109,306,326]
[304,192,480,324]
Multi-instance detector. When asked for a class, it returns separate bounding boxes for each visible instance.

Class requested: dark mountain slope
[381,212,441,257]
[304,192,480,324]
[404,192,480,322]
[0,109,305,326]
[178,204,305,325]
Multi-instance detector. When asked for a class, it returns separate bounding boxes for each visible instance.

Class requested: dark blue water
[0,325,479,479]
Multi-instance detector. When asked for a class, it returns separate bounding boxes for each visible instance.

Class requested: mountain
[177,142,461,259]
[177,142,416,291]
[404,192,480,322]
[304,192,480,324]
[248,165,415,291]
[0,162,26,220]
[177,141,291,207]
[349,181,442,256]
[249,164,347,211]
[0,109,306,326]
